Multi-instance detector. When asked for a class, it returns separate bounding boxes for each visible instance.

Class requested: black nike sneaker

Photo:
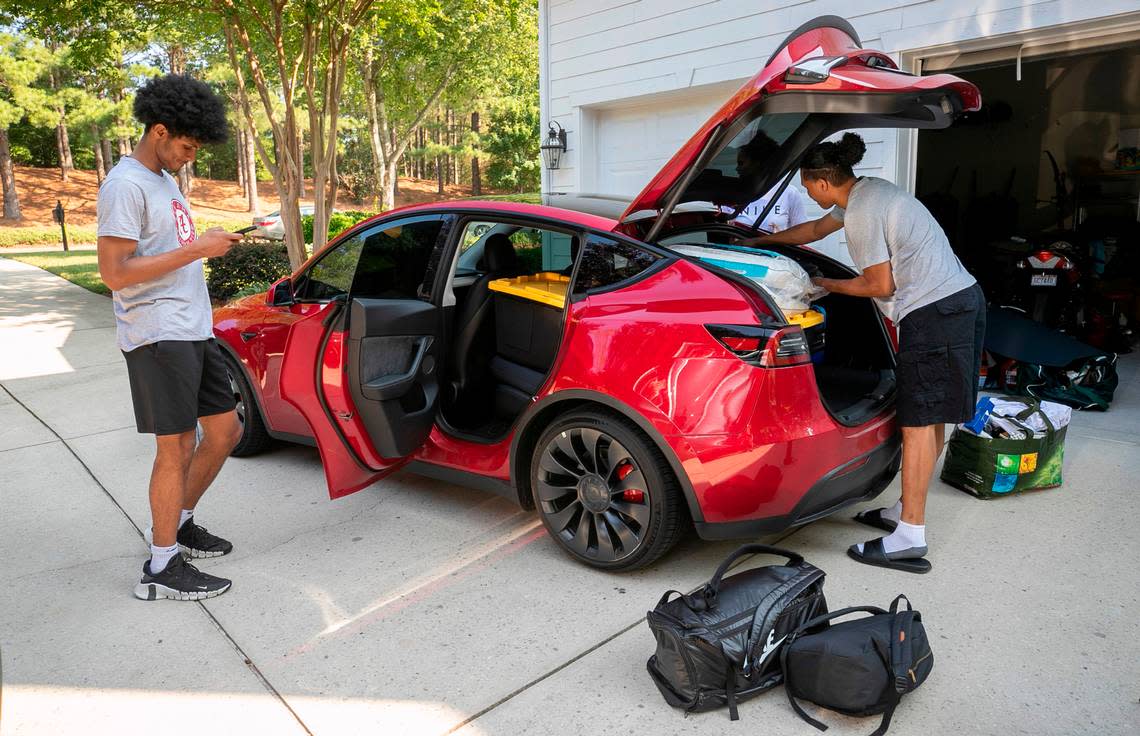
[134,555,232,601]
[177,521,234,559]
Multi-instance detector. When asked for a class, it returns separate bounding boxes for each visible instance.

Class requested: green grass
[468,192,541,205]
[0,218,249,248]
[1,249,110,296]
[0,225,99,248]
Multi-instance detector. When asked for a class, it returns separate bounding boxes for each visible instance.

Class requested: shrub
[232,280,274,299]
[301,210,375,245]
[206,241,291,300]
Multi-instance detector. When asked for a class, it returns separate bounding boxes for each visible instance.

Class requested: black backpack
[646,544,827,720]
[781,595,934,736]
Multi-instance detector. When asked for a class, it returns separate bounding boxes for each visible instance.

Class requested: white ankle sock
[857,520,926,555]
[881,500,902,524]
[882,520,926,554]
[179,509,194,529]
[150,543,180,573]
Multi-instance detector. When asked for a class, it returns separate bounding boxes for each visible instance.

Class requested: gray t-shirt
[830,177,975,322]
[97,157,212,351]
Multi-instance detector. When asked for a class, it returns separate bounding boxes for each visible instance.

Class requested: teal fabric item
[697,257,771,278]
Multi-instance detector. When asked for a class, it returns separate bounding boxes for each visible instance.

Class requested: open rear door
[280,297,442,499]
[617,15,982,242]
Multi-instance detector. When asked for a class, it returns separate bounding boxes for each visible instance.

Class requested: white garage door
[594,87,732,197]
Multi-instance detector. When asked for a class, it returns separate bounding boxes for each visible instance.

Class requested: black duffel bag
[781,595,933,736]
[646,544,827,720]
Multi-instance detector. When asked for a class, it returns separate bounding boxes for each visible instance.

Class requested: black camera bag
[646,544,827,720]
[781,594,934,736]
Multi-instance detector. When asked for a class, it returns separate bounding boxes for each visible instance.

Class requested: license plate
[1031,274,1058,287]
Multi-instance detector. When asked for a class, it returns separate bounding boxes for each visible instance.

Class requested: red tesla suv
[213,17,981,570]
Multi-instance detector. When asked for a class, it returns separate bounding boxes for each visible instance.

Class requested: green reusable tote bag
[940,399,1066,498]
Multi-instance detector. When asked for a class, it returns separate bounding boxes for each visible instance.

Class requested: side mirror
[267,277,295,306]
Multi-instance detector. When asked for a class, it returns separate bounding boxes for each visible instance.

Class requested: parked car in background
[252,205,318,240]
[214,17,981,570]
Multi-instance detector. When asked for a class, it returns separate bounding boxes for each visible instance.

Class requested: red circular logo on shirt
[171,199,196,246]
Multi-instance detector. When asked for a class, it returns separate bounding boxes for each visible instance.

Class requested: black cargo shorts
[895,284,986,427]
[122,339,237,435]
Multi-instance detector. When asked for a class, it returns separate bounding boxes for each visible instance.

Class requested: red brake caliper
[616,462,644,503]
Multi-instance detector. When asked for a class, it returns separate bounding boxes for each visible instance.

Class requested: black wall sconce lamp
[541,121,568,171]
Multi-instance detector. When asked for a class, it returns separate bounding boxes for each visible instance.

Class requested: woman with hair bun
[745,132,985,574]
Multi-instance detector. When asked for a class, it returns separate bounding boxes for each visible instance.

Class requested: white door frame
[894,12,1140,194]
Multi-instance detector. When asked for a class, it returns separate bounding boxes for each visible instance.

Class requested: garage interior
[915,38,1140,367]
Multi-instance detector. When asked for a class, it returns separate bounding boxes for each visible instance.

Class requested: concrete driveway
[1,256,1137,736]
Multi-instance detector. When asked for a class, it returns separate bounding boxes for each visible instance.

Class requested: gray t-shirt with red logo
[97,156,211,351]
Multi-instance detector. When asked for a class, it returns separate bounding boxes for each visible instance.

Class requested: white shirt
[735,185,808,233]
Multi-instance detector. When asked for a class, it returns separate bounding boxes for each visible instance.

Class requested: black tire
[530,409,687,571]
[223,355,272,457]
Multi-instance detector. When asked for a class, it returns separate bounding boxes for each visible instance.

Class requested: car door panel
[279,301,397,498]
[278,213,452,499]
[346,298,441,459]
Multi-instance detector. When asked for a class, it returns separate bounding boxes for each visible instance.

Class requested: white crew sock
[882,520,926,554]
[881,500,902,524]
[179,509,194,529]
[857,520,926,555]
[149,543,180,574]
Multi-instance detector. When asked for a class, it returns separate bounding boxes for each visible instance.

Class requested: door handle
[240,330,260,342]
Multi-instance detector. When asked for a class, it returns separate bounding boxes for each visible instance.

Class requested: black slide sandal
[853,507,898,533]
[847,538,931,574]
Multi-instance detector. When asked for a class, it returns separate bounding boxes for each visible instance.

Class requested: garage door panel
[596,88,728,195]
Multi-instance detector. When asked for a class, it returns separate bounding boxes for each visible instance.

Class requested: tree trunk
[471,111,481,196]
[236,128,246,192]
[56,119,73,182]
[436,113,444,195]
[296,131,305,199]
[177,163,193,194]
[102,138,114,168]
[450,108,458,186]
[391,129,399,196]
[118,137,131,156]
[0,128,22,220]
[92,125,106,184]
[381,160,399,211]
[361,46,385,211]
[244,123,260,214]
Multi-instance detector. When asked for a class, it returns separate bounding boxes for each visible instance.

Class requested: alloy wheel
[535,427,651,563]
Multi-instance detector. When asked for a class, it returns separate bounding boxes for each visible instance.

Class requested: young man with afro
[97,74,244,600]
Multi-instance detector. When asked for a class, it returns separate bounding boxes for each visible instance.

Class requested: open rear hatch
[618,16,981,425]
[615,15,981,243]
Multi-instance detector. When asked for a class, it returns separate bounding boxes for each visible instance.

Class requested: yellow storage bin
[488,272,571,309]
[785,307,826,364]
[785,308,825,329]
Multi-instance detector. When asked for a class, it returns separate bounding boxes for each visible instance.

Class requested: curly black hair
[800,132,866,185]
[133,74,229,145]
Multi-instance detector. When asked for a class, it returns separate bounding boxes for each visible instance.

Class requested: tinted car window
[295,235,364,302]
[574,235,661,294]
[350,217,446,301]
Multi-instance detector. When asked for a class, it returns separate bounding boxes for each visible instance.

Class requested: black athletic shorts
[122,339,237,435]
[895,284,986,427]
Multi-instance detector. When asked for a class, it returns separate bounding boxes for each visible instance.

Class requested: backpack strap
[867,594,923,736]
[780,641,829,732]
[888,595,919,694]
[725,662,740,721]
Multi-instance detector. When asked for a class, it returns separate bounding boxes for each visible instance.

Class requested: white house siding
[540,0,1138,263]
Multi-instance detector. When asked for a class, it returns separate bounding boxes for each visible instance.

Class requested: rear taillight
[706,324,811,368]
